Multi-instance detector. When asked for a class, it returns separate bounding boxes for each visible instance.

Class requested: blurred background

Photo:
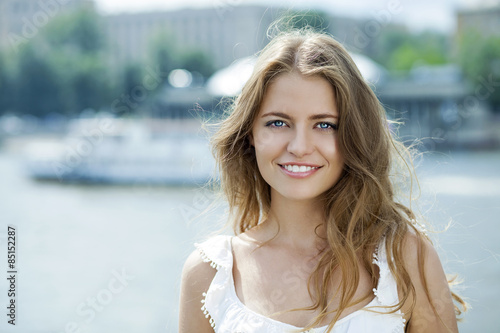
[0,0,499,332]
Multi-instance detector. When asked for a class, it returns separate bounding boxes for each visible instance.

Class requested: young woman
[179,30,466,332]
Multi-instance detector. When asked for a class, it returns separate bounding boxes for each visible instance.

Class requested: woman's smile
[278,163,322,178]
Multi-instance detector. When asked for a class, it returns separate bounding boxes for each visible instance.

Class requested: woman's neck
[262,190,327,254]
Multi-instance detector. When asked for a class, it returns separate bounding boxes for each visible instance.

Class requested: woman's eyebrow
[309,113,338,120]
[261,111,338,120]
[261,111,291,119]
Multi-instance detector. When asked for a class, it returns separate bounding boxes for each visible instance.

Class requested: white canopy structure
[206,53,387,97]
[207,57,258,97]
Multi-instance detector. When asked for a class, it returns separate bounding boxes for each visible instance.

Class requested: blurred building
[376,64,494,149]
[457,2,500,37]
[103,6,371,71]
[0,0,95,51]
[104,6,279,71]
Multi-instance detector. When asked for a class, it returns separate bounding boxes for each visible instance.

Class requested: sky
[94,0,499,33]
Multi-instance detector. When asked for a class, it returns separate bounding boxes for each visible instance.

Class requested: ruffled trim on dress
[372,240,407,332]
[195,235,233,332]
[201,292,217,330]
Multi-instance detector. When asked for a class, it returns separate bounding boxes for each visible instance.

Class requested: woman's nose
[287,128,314,157]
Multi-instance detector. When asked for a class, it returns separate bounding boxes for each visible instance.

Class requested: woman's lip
[278,162,322,167]
[278,164,321,178]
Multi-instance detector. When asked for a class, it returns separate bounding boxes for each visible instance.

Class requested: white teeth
[282,165,318,173]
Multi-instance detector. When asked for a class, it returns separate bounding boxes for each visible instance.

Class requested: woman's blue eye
[266,120,286,127]
[316,122,338,130]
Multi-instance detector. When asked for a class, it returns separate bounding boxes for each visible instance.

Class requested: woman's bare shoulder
[181,248,217,290]
[178,249,217,333]
[400,230,459,333]
[399,229,447,291]
[400,229,448,282]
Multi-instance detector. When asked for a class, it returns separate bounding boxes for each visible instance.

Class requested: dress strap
[372,237,401,307]
[194,234,233,271]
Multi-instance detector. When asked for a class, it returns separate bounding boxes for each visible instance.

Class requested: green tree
[121,64,144,94]
[15,45,64,117]
[42,7,104,54]
[370,26,410,63]
[109,63,146,116]
[39,8,111,114]
[0,53,13,114]
[371,29,449,73]
[4,7,111,117]
[148,32,180,81]
[458,31,500,111]
[70,55,111,112]
[179,49,215,78]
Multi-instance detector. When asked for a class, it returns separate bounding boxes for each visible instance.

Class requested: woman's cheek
[254,127,274,147]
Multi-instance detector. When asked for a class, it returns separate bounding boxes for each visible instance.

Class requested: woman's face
[250,72,345,202]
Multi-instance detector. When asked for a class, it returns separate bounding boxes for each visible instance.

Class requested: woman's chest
[234,254,315,309]
[231,245,374,328]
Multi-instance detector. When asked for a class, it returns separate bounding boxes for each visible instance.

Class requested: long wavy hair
[210,29,465,332]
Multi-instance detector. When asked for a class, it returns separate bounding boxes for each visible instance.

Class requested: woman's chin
[273,190,323,203]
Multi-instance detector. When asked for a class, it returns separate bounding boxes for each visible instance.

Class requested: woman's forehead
[257,72,338,118]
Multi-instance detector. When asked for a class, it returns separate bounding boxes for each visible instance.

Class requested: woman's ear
[244,134,256,159]
[248,133,254,147]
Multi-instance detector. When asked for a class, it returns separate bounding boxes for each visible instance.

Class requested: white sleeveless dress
[195,235,406,333]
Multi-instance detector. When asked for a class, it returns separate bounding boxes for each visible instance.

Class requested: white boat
[23,118,216,185]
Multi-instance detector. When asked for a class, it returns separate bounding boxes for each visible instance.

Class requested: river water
[0,146,498,332]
